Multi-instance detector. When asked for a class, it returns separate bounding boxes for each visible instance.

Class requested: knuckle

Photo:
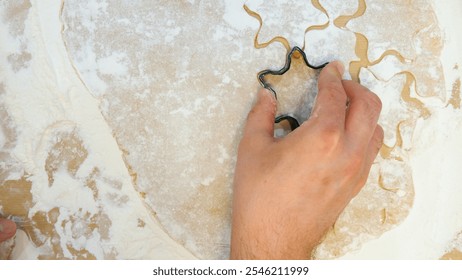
[316,123,343,152]
[374,125,385,142]
[355,97,370,112]
[356,96,380,122]
[322,81,347,100]
[365,92,382,114]
[372,126,385,151]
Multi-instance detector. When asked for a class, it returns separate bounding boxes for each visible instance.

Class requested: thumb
[0,218,17,242]
[242,88,277,143]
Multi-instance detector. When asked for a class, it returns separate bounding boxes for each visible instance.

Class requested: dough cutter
[258,46,327,131]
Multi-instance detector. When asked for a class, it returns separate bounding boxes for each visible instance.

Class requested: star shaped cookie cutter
[258,46,328,130]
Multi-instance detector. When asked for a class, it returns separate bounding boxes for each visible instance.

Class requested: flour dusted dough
[0,0,444,258]
[347,0,436,62]
[367,25,446,100]
[59,0,443,259]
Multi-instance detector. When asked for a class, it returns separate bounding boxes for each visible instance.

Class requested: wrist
[230,221,314,259]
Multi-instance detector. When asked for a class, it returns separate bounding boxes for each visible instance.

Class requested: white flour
[1,0,193,259]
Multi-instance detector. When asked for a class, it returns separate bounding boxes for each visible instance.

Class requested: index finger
[308,61,348,130]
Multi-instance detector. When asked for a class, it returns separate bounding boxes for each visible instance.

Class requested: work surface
[1,0,462,259]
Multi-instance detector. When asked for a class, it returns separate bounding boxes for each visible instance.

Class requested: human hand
[0,218,17,243]
[230,61,383,259]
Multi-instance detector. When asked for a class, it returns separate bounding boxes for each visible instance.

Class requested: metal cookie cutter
[258,46,328,131]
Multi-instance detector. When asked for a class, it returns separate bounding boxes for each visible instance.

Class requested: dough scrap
[347,0,437,63]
